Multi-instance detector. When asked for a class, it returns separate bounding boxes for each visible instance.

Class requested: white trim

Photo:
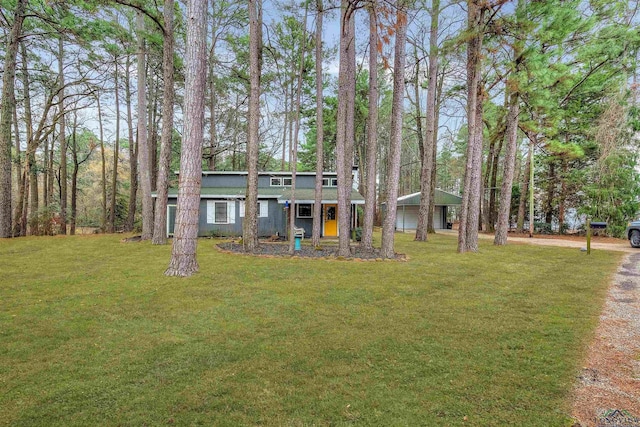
[297,203,313,218]
[240,200,269,218]
[207,200,235,224]
[278,199,365,205]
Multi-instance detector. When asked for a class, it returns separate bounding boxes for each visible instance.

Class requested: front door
[324,204,338,237]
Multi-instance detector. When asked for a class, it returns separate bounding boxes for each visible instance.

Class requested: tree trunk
[149,75,159,193]
[0,0,27,238]
[494,89,520,245]
[137,11,153,240]
[312,0,324,248]
[558,159,567,232]
[381,1,408,259]
[288,3,309,254]
[458,0,484,253]
[12,101,24,237]
[360,0,378,251]
[244,0,262,252]
[58,38,68,235]
[152,0,176,245]
[516,144,530,231]
[336,0,357,257]
[97,95,107,232]
[207,24,218,171]
[110,58,120,233]
[70,113,78,236]
[427,72,445,233]
[545,161,555,225]
[125,55,138,232]
[165,0,207,277]
[22,42,38,235]
[415,0,440,241]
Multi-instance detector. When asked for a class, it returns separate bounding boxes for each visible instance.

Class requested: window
[239,200,269,218]
[215,202,227,223]
[206,200,236,224]
[322,177,338,187]
[297,204,313,218]
[270,177,293,186]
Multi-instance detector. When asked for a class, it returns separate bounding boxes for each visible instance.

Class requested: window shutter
[260,200,268,218]
[239,201,245,218]
[206,200,215,224]
[227,201,236,224]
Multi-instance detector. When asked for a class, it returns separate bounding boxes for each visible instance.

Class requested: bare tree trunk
[458,0,484,253]
[312,0,324,248]
[137,12,153,240]
[244,0,262,252]
[46,134,55,235]
[110,58,120,233]
[207,24,218,171]
[97,95,107,232]
[165,0,207,277]
[152,0,176,245]
[288,3,309,254]
[0,0,26,238]
[336,0,357,257]
[149,75,159,192]
[545,161,555,225]
[494,89,520,245]
[12,101,24,236]
[360,0,378,251]
[381,1,408,259]
[466,88,484,248]
[125,55,138,232]
[70,113,78,236]
[516,144,530,231]
[58,38,68,236]
[22,42,38,235]
[427,73,444,233]
[415,0,439,241]
[558,159,567,232]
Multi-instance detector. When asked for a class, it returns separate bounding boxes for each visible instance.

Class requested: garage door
[395,206,418,230]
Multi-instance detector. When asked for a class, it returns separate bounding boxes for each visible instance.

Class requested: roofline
[397,192,421,201]
[172,170,340,176]
[277,199,365,205]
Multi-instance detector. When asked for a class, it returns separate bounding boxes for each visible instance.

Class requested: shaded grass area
[0,233,621,426]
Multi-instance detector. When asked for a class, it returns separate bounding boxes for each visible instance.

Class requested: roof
[278,188,364,204]
[176,170,340,176]
[396,190,462,206]
[155,186,365,204]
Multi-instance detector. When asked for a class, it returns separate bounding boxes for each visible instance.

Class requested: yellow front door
[324,204,338,237]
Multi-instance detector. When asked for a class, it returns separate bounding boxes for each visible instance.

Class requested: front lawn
[0,233,620,426]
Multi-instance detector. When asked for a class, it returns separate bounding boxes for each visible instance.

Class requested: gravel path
[570,253,640,426]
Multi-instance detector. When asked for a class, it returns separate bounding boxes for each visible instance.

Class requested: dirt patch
[571,253,640,426]
[217,241,406,261]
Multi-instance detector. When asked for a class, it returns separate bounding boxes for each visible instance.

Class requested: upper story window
[322,177,338,187]
[270,177,292,186]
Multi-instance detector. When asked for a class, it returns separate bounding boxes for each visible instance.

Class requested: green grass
[0,232,621,426]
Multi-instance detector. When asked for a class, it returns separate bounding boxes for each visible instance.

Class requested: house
[394,190,463,231]
[155,171,365,238]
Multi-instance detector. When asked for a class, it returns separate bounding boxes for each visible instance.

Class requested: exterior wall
[168,197,286,237]
[200,172,337,189]
[394,205,447,231]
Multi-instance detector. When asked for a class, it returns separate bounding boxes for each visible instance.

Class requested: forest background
[1,0,639,246]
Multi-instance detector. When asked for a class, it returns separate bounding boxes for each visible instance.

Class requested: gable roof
[397,190,462,206]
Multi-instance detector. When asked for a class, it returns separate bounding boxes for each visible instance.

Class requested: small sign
[596,409,640,427]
